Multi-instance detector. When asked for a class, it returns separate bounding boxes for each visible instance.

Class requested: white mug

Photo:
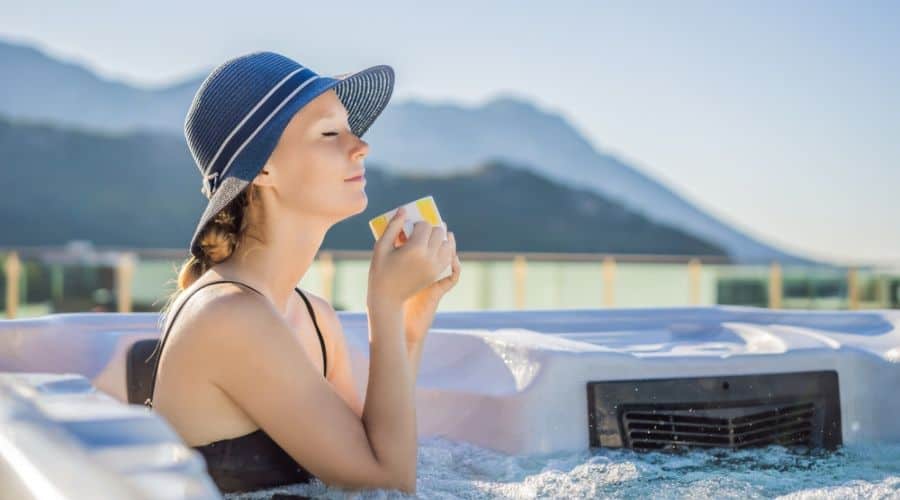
[369,195,452,282]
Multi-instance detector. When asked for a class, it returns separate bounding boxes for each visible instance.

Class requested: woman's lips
[345,175,365,182]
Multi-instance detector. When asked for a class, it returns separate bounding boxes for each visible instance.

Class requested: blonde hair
[156,184,265,332]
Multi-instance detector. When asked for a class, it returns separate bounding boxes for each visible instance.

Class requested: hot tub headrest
[126,338,159,405]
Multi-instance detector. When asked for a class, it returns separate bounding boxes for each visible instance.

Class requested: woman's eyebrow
[317,110,350,123]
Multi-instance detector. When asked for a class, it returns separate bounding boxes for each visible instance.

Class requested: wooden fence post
[4,252,21,319]
[688,258,702,305]
[602,256,616,307]
[768,261,782,309]
[115,252,136,313]
[513,255,527,309]
[847,267,859,310]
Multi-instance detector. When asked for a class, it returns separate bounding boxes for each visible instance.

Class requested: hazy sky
[1,0,897,264]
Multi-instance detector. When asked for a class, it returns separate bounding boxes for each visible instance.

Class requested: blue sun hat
[183,51,394,259]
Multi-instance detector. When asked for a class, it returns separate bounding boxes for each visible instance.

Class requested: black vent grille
[623,401,815,450]
[587,371,841,451]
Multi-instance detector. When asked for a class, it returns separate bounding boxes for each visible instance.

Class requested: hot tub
[2,306,899,498]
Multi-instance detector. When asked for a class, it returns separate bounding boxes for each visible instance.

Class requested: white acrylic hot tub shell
[1,306,899,458]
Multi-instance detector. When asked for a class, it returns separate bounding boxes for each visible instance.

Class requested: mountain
[362,97,817,265]
[0,115,724,257]
[0,39,205,133]
[0,38,812,264]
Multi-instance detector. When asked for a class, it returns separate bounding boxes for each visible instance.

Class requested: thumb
[375,207,406,253]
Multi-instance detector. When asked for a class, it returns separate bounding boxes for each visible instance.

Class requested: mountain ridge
[0,38,819,265]
[0,114,726,257]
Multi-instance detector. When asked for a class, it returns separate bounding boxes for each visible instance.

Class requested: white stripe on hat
[204,66,307,176]
[217,74,321,182]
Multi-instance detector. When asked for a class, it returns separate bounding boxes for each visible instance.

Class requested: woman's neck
[211,216,331,317]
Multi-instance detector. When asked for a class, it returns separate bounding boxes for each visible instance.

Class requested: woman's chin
[347,192,368,216]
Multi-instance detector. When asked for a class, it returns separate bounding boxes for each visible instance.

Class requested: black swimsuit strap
[144,280,328,409]
[294,287,328,378]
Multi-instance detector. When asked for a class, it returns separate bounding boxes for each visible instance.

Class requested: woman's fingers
[407,220,431,247]
[375,208,406,253]
[428,223,447,250]
[438,253,461,288]
[450,233,460,282]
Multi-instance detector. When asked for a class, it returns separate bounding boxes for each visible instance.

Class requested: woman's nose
[352,136,369,160]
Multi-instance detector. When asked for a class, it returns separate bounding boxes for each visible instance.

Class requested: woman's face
[259,89,369,220]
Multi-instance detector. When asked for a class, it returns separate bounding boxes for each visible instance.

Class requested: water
[226,439,900,499]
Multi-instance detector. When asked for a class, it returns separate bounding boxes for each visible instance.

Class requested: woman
[144,51,460,495]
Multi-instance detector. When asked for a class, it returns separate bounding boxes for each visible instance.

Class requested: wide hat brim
[188,64,394,260]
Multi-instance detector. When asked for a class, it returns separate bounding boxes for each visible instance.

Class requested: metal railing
[2,245,898,318]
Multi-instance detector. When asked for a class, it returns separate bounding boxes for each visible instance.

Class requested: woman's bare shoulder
[296,288,335,318]
[295,288,342,340]
[167,281,280,349]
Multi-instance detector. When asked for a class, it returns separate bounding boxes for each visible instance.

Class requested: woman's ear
[252,165,276,188]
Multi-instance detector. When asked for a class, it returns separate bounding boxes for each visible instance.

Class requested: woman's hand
[367,208,455,313]
[401,231,460,344]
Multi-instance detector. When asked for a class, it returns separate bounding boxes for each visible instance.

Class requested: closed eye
[322,131,339,137]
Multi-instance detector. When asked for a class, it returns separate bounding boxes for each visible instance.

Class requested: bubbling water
[226,438,900,499]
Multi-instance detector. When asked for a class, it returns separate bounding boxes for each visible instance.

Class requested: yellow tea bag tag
[369,195,452,282]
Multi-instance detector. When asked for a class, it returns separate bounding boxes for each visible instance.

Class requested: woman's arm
[405,337,425,382]
[302,292,364,418]
[203,292,417,493]
[308,292,424,420]
[360,297,418,491]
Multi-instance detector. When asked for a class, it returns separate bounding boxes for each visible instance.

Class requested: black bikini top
[143,279,328,493]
